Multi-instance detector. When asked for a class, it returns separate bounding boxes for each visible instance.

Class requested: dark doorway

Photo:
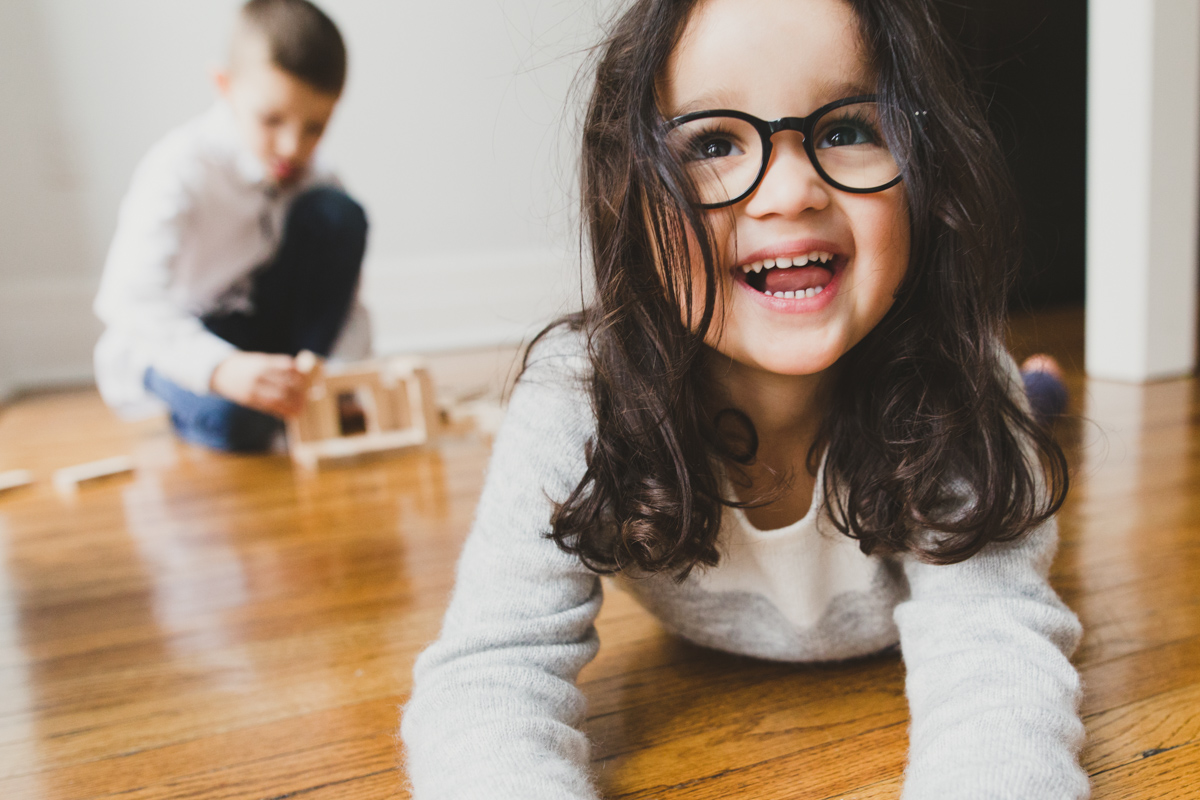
[937,0,1088,310]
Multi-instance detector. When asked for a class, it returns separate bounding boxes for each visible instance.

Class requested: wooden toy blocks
[286,351,440,469]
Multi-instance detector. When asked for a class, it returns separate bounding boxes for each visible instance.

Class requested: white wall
[1086,0,1200,382]
[0,0,617,396]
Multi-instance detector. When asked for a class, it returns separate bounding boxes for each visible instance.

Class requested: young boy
[94,0,369,452]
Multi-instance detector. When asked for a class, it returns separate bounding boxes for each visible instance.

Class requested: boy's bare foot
[1019,354,1067,424]
[1020,354,1063,381]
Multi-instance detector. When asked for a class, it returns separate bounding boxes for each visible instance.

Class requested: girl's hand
[210,352,310,418]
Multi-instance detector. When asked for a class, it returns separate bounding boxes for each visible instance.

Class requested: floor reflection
[1070,378,1200,664]
[0,517,44,796]
[0,385,468,797]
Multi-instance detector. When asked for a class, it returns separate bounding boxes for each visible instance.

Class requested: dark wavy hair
[535,0,1068,577]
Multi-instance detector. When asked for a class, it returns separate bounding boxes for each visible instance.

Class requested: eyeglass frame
[664,94,918,209]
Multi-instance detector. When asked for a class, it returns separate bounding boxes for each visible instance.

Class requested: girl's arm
[401,338,604,800]
[895,518,1090,799]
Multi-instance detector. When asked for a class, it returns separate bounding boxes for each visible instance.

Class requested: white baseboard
[0,249,590,396]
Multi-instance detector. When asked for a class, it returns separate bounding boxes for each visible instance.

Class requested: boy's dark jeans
[146,187,368,453]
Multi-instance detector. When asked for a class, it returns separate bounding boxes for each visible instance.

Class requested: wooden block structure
[286,353,440,469]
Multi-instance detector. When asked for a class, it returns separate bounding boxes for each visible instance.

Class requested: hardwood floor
[0,306,1196,798]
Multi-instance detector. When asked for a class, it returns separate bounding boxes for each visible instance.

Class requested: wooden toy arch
[286,352,439,469]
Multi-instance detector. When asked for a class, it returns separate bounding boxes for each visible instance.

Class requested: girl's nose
[742,134,831,217]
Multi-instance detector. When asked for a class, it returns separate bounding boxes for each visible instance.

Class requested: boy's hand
[210,352,310,418]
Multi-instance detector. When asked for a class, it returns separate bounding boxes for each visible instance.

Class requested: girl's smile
[662,0,911,380]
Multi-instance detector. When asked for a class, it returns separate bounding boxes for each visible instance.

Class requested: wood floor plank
[1090,740,1200,800]
[1079,636,1200,718]
[604,722,908,800]
[1083,682,1200,775]
[819,776,902,800]
[0,697,400,799]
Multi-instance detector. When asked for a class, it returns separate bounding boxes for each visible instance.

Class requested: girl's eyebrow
[667,79,876,119]
[811,77,876,103]
[669,91,738,117]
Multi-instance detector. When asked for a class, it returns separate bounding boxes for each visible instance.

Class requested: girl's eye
[816,115,882,149]
[689,135,742,161]
[667,117,756,167]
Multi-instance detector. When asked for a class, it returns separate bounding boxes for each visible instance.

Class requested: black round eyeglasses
[664,95,917,209]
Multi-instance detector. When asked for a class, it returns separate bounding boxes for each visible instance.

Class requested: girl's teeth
[767,285,827,300]
[739,253,837,276]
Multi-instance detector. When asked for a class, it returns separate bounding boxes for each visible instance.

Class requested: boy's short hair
[237,0,347,95]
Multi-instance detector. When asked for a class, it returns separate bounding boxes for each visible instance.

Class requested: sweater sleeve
[401,336,604,800]
[895,517,1089,799]
[94,142,236,396]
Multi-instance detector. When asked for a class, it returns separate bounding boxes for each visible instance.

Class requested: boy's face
[216,47,339,186]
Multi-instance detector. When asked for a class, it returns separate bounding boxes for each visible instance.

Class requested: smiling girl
[401,0,1087,797]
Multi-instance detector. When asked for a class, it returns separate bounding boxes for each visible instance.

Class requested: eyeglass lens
[666,102,901,206]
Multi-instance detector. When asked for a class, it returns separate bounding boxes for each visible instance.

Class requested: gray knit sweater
[401,331,1089,799]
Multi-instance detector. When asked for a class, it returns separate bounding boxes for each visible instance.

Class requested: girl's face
[661,0,911,378]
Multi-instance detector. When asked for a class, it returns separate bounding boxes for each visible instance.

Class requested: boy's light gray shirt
[93,101,371,419]
[401,330,1088,800]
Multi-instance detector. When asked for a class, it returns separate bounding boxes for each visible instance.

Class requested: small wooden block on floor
[52,455,134,494]
[0,469,34,493]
